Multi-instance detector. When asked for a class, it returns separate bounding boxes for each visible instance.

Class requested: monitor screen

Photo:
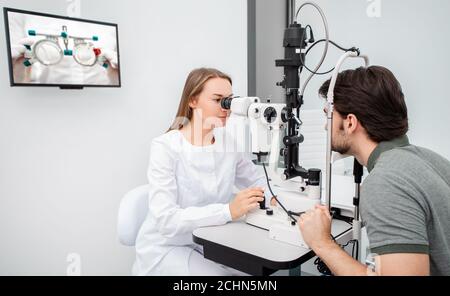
[3,7,121,88]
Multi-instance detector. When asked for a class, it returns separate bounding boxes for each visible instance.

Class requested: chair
[117,185,149,246]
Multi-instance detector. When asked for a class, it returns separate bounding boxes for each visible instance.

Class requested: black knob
[281,107,289,123]
[259,197,266,210]
[308,168,321,186]
[264,107,277,123]
[283,135,304,145]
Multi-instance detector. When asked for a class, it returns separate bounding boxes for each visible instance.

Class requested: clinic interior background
[0,0,449,275]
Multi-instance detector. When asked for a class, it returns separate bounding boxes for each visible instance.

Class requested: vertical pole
[287,0,296,25]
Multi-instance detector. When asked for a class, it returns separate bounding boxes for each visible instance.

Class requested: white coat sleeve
[147,138,232,238]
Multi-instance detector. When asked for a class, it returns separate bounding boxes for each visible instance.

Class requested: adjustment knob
[264,107,277,124]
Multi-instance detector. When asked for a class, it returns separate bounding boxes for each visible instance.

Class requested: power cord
[261,163,297,224]
[314,213,358,275]
[300,37,360,75]
[314,257,332,276]
[260,161,360,274]
[314,238,358,276]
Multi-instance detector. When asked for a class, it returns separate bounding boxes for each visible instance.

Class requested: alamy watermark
[366,0,382,18]
[66,0,81,18]
[66,253,81,276]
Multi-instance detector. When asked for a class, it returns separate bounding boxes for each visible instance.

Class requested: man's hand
[298,204,334,250]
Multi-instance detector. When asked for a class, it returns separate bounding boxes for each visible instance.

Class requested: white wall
[0,0,247,275]
[295,0,450,160]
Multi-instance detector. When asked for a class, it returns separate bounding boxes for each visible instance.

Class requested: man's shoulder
[361,144,449,209]
[370,144,450,183]
[378,145,423,165]
[380,144,448,165]
[361,147,418,201]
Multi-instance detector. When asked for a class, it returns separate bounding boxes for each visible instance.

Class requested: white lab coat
[7,11,118,85]
[133,128,268,275]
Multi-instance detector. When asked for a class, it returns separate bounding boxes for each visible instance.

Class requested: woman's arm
[147,139,232,238]
[234,153,273,203]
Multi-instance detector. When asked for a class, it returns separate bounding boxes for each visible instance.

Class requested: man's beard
[331,128,351,155]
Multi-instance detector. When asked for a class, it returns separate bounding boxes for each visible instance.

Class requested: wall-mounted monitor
[3,7,121,89]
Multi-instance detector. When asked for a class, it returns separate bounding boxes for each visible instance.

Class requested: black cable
[334,239,359,260]
[330,213,353,241]
[333,228,352,239]
[288,211,304,217]
[314,213,358,275]
[300,36,360,75]
[316,238,358,275]
[351,240,356,258]
[314,215,355,276]
[340,239,356,248]
[306,39,360,56]
[261,163,297,224]
[314,257,332,276]
[315,214,336,276]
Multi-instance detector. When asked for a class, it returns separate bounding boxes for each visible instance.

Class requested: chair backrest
[117,185,149,246]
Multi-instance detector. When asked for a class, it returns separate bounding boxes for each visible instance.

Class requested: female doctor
[133,68,270,276]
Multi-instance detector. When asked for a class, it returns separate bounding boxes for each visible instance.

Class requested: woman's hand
[229,187,265,221]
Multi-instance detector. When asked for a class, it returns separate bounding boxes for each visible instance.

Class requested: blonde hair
[167,68,232,132]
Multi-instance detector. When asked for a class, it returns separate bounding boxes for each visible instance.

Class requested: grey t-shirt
[360,136,450,276]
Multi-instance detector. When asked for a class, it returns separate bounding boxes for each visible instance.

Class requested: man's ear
[345,114,359,135]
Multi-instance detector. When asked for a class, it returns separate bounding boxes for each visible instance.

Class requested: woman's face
[189,77,232,129]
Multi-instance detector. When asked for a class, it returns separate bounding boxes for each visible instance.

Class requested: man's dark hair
[319,66,408,142]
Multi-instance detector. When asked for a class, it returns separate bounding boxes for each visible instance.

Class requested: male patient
[298,66,450,276]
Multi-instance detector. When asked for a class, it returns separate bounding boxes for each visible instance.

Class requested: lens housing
[220,97,233,110]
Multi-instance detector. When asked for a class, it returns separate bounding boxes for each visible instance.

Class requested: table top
[193,218,352,275]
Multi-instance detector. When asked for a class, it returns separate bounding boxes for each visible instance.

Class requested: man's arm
[314,240,429,276]
[299,205,430,276]
[314,240,369,276]
[374,253,430,276]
